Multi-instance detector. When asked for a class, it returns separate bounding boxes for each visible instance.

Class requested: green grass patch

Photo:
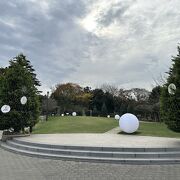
[138,121,180,138]
[33,116,118,134]
[33,116,180,138]
[119,121,180,138]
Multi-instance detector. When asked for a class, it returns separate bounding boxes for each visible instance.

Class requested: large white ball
[119,113,139,133]
[72,112,77,116]
[115,114,120,120]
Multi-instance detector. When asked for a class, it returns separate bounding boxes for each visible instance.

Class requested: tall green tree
[90,89,104,112]
[149,86,161,104]
[104,92,114,114]
[0,54,40,132]
[160,46,180,132]
[9,54,41,86]
[101,102,107,116]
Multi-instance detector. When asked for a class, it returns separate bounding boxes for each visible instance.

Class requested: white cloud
[0,0,180,93]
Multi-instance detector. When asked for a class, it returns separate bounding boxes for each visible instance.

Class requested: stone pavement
[16,133,180,148]
[0,147,180,180]
[104,127,120,134]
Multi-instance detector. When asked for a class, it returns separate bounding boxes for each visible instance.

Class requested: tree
[114,96,122,114]
[160,46,180,131]
[124,88,150,102]
[101,102,107,116]
[134,104,152,120]
[0,54,40,132]
[40,95,58,115]
[152,102,160,122]
[127,103,134,114]
[148,86,161,122]
[9,54,41,86]
[149,86,161,104]
[76,93,92,111]
[104,92,114,113]
[83,86,91,93]
[51,83,82,111]
[92,105,98,116]
[119,101,128,115]
[100,83,119,96]
[90,89,104,112]
[51,83,92,114]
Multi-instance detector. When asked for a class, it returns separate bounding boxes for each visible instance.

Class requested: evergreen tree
[149,86,161,104]
[9,54,41,86]
[101,102,107,116]
[92,105,98,116]
[104,92,114,114]
[90,89,104,112]
[0,54,40,132]
[160,46,180,132]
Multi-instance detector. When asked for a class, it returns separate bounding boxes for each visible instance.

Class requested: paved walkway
[0,147,180,180]
[104,127,120,134]
[16,133,180,148]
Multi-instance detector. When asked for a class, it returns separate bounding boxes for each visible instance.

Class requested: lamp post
[46,91,49,121]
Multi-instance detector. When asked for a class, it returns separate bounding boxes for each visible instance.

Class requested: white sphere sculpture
[107,115,110,118]
[115,114,120,120]
[72,112,77,116]
[119,113,139,133]
[1,105,11,113]
[61,114,64,117]
[20,96,27,105]
[168,83,176,95]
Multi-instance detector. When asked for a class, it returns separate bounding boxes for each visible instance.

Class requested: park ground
[1,116,180,180]
[33,116,180,138]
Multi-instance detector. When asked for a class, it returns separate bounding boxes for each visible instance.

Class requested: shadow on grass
[118,131,142,135]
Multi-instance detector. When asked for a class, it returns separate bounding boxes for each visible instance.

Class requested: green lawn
[33,116,118,134]
[135,121,180,138]
[33,116,180,138]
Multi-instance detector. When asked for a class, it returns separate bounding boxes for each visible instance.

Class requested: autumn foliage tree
[51,83,92,114]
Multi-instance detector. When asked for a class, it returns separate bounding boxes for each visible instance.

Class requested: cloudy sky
[0,0,180,94]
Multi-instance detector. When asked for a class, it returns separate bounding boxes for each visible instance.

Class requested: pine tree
[9,54,41,86]
[0,54,40,132]
[160,46,180,132]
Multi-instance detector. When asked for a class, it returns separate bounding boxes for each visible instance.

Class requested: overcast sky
[0,0,180,94]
